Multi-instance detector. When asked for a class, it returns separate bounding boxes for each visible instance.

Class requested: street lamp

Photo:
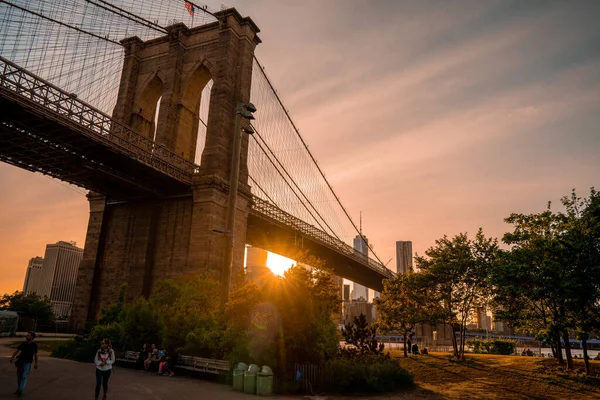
[220,102,257,306]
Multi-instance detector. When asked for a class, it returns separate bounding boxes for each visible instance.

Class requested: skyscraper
[23,257,44,295]
[395,241,413,274]
[352,234,369,301]
[37,241,84,318]
[244,246,277,286]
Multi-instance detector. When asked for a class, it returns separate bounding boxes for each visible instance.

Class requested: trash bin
[243,364,260,394]
[256,365,274,396]
[233,362,247,391]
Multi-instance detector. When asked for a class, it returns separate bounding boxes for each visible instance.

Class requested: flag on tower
[185,1,195,16]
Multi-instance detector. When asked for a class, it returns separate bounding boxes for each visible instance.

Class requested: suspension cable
[253,56,386,266]
[0,0,122,46]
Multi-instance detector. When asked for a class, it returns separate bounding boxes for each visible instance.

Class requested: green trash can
[243,364,260,394]
[256,365,274,396]
[233,362,247,392]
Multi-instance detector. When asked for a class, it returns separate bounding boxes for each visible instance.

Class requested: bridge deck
[0,57,194,199]
[0,57,393,286]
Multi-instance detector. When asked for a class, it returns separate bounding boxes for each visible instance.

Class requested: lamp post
[219,102,256,306]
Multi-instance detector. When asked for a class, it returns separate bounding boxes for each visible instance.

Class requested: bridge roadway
[0,57,393,291]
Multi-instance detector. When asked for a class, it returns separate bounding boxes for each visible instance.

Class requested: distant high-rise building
[37,241,84,318]
[352,234,369,301]
[23,257,44,295]
[395,241,413,274]
[343,298,375,325]
[343,284,351,301]
[245,247,274,285]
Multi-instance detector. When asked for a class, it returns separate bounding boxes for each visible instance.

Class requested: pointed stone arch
[171,63,213,161]
[130,73,164,140]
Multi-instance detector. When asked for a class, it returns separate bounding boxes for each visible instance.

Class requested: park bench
[117,351,228,374]
[176,355,229,374]
[116,350,139,364]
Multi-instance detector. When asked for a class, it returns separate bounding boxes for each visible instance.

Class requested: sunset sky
[1,0,599,295]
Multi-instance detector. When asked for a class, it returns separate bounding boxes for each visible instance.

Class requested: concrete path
[0,356,297,400]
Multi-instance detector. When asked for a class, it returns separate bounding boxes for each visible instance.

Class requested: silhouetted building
[353,235,369,301]
[343,298,375,325]
[395,241,412,274]
[36,241,83,317]
[23,256,44,295]
[245,247,274,285]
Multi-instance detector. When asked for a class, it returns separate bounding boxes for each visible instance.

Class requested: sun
[266,252,296,276]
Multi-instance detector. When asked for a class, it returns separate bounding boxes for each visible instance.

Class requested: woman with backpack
[94,338,115,400]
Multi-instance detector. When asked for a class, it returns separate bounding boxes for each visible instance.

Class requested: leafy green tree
[0,291,54,328]
[98,284,127,325]
[267,252,341,366]
[415,229,498,359]
[120,297,163,351]
[491,190,600,372]
[559,189,600,374]
[376,270,441,357]
[492,209,573,367]
[150,272,221,351]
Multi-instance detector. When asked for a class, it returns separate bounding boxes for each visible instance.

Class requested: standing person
[9,331,38,397]
[94,338,115,400]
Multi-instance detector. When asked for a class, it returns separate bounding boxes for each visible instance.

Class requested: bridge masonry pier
[71,8,260,326]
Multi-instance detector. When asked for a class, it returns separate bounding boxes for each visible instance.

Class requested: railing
[0,56,196,184]
[251,197,394,278]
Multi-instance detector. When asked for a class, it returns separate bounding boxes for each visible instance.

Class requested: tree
[150,272,222,352]
[376,270,441,357]
[493,208,573,367]
[342,314,384,357]
[0,291,54,328]
[560,189,600,374]
[415,229,498,360]
[492,190,600,372]
[98,284,127,325]
[266,251,341,366]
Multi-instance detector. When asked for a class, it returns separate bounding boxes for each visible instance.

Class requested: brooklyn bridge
[0,0,394,325]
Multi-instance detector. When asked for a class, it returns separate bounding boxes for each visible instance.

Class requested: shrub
[466,339,517,355]
[120,297,163,351]
[51,336,98,362]
[328,357,413,393]
[341,314,384,358]
[88,323,123,350]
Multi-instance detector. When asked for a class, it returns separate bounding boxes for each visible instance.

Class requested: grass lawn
[388,351,600,399]
[7,340,66,354]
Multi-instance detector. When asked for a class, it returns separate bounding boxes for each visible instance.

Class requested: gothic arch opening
[195,80,213,165]
[174,65,212,162]
[130,74,164,140]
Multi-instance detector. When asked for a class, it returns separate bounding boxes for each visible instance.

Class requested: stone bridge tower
[71,8,260,326]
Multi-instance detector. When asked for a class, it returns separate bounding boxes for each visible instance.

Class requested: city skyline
[1,0,599,295]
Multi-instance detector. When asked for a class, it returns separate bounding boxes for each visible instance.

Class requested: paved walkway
[0,356,297,400]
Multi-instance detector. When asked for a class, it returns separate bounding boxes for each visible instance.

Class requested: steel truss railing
[252,197,394,278]
[0,56,196,183]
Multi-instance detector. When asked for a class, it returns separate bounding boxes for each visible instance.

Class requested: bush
[467,339,517,355]
[328,357,413,393]
[51,336,98,362]
[120,298,163,351]
[88,323,123,350]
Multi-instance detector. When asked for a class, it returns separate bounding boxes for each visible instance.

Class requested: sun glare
[266,252,296,276]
